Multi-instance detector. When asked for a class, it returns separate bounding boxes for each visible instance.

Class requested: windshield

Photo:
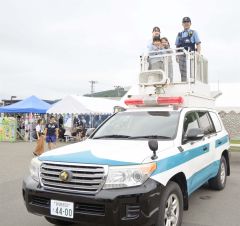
[91,111,180,140]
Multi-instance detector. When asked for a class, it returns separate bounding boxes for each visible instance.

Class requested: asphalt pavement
[0,142,239,226]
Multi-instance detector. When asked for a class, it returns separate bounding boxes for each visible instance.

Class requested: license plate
[50,200,74,219]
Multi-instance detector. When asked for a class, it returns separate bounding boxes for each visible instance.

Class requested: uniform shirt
[46,123,58,136]
[175,29,201,47]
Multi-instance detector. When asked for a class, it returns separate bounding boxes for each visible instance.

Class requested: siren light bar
[157,96,183,104]
[124,99,144,106]
[124,96,184,106]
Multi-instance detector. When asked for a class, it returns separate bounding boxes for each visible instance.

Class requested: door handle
[217,141,222,145]
[203,146,208,151]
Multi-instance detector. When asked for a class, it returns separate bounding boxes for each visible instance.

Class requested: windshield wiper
[93,134,171,140]
[129,135,171,140]
[93,134,131,139]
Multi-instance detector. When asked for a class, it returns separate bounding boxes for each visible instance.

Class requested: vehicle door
[181,111,212,194]
[208,111,227,164]
[196,111,217,164]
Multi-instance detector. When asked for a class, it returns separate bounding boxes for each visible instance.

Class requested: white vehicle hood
[39,139,174,165]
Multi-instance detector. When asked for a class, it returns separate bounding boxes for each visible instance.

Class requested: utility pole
[89,81,98,128]
[89,81,98,97]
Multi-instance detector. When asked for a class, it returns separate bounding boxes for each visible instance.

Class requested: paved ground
[0,142,239,226]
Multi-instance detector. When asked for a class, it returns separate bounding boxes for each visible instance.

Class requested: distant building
[1,99,19,106]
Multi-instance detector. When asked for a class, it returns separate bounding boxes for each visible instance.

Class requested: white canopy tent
[47,95,119,114]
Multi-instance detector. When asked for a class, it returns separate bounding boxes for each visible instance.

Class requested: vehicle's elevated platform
[123,49,221,108]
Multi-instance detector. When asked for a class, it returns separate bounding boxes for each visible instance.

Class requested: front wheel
[156,181,183,226]
[45,217,74,225]
[209,156,227,190]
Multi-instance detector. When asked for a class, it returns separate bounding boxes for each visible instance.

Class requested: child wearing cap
[148,36,164,70]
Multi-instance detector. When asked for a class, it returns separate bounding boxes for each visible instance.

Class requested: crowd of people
[147,17,201,82]
[14,113,111,156]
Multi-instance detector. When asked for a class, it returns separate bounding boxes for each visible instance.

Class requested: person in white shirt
[148,36,164,70]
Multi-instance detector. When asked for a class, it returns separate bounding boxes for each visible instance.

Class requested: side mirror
[86,128,95,137]
[148,139,158,160]
[186,128,204,141]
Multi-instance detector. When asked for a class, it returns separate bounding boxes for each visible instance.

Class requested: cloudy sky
[0,0,239,100]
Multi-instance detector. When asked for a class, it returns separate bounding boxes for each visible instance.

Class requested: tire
[45,217,74,225]
[209,156,227,190]
[156,181,183,226]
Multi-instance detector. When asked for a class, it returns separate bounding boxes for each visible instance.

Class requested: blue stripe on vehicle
[187,160,220,195]
[39,144,210,170]
[215,135,229,148]
[39,150,136,166]
[152,144,210,176]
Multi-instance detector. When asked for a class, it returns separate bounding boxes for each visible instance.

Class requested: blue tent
[0,95,51,113]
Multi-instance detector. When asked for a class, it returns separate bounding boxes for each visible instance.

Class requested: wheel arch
[222,149,230,176]
[169,172,188,210]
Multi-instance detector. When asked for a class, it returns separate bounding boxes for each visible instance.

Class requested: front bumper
[22,176,164,226]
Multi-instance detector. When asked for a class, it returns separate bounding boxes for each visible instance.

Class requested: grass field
[230,140,240,144]
[230,140,240,152]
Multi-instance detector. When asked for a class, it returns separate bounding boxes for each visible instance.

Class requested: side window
[197,111,215,135]
[183,111,199,136]
[209,112,222,132]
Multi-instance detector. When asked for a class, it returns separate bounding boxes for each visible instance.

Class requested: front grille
[40,162,107,194]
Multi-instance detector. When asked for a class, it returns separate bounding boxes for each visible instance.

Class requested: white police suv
[22,95,230,226]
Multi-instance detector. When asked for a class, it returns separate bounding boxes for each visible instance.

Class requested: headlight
[29,157,42,182]
[103,162,156,189]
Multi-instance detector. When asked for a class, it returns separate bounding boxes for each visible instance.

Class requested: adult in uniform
[175,17,201,82]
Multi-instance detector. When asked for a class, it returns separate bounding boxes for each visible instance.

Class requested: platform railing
[140,48,208,85]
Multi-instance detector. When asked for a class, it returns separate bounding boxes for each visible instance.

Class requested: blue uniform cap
[182,17,191,23]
